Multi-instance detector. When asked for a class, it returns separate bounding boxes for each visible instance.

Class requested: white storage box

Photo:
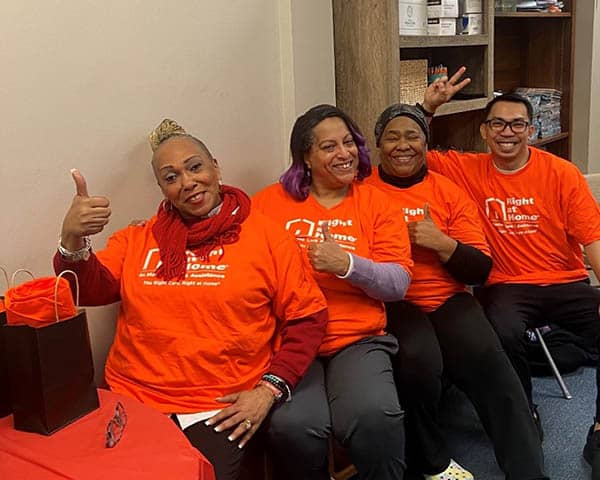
[427,0,459,19]
[428,17,457,35]
[457,13,483,34]
[459,0,482,14]
[400,0,428,35]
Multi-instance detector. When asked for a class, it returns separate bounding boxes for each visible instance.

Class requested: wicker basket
[399,59,428,105]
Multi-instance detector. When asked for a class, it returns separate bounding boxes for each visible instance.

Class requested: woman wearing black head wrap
[366,104,548,480]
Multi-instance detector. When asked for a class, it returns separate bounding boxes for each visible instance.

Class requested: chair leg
[534,327,573,400]
[328,437,358,480]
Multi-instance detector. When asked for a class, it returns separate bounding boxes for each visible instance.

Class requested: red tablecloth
[0,389,215,480]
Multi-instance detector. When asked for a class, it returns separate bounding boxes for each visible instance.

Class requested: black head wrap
[374,103,430,146]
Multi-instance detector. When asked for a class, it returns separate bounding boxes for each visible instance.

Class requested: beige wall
[573,1,600,173]
[572,1,593,171]
[0,1,334,381]
[589,1,600,173]
[291,0,336,113]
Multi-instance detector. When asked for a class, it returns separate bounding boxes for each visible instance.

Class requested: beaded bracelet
[261,373,292,402]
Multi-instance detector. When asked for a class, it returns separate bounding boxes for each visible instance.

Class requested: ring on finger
[243,418,252,430]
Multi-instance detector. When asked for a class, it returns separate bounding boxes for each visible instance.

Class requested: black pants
[171,415,264,480]
[386,293,547,480]
[477,280,600,420]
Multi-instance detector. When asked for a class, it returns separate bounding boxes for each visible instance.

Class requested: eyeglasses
[484,118,530,133]
[105,401,127,448]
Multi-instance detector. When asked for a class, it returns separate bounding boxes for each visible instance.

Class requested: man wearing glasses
[421,71,600,475]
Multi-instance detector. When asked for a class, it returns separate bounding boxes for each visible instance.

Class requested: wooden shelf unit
[332,0,575,158]
[494,0,574,158]
[332,0,494,153]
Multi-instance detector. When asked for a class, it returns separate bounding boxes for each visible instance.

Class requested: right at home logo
[484,196,539,235]
[138,247,229,287]
[284,218,358,251]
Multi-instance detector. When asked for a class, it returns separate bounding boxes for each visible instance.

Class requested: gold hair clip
[149,119,187,152]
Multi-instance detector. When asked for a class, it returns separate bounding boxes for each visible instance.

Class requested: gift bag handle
[55,270,80,322]
[10,268,35,287]
[0,266,8,295]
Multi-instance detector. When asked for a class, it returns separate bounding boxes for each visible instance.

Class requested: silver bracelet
[58,236,91,262]
[336,252,354,279]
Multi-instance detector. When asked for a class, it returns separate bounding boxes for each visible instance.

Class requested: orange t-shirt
[427,147,600,285]
[367,169,490,312]
[95,210,326,413]
[253,182,413,355]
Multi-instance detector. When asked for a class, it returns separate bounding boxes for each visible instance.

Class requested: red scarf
[152,185,251,280]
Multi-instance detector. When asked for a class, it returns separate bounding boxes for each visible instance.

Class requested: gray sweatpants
[267,334,406,480]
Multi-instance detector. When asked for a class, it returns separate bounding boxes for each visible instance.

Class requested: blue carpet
[438,367,596,479]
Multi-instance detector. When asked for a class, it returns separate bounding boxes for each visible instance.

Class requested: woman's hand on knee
[205,387,275,448]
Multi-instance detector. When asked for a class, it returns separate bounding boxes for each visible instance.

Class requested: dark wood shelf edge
[530,132,569,146]
[495,12,571,18]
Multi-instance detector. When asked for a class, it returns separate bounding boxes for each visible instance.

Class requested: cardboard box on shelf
[459,0,482,14]
[428,17,457,35]
[457,13,483,34]
[427,0,459,18]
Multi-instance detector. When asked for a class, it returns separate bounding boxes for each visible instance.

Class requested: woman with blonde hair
[54,119,328,480]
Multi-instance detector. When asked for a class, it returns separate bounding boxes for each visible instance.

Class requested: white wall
[0,0,335,381]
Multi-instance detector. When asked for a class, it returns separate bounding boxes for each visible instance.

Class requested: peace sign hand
[422,66,472,113]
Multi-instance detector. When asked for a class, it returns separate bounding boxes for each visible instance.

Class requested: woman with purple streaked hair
[253,104,413,480]
[280,104,372,201]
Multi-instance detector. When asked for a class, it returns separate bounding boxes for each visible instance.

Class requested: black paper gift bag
[0,299,10,418]
[0,266,10,417]
[4,309,99,434]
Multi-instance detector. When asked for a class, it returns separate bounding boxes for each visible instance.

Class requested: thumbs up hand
[60,169,111,250]
[407,203,457,262]
[71,169,89,197]
[423,202,432,221]
[307,222,351,275]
